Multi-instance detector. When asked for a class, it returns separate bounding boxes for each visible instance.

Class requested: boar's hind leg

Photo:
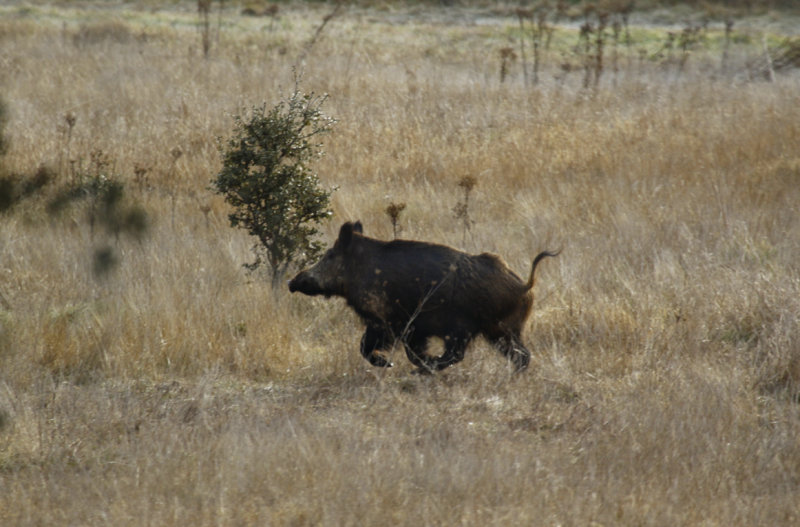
[406,332,470,374]
[434,333,471,371]
[360,326,393,368]
[492,335,531,372]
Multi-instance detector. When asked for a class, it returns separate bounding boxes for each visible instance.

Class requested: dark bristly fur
[289,221,558,373]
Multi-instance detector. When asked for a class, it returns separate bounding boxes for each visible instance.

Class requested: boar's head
[288,221,363,298]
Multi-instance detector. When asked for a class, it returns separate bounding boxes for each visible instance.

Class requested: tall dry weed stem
[385,201,406,239]
[453,175,477,248]
[197,0,212,59]
[0,3,799,525]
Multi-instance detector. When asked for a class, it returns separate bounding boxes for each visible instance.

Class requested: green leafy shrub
[212,85,335,289]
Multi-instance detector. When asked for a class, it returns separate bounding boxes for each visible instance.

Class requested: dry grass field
[1,1,799,525]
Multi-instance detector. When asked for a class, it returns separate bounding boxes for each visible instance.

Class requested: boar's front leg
[403,333,432,373]
[360,325,393,368]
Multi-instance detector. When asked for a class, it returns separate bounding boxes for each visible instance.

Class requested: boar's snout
[287,272,306,293]
[288,270,328,296]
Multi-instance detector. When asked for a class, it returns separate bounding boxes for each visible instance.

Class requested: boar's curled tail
[524,250,560,291]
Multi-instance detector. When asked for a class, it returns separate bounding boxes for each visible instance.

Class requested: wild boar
[288,221,558,373]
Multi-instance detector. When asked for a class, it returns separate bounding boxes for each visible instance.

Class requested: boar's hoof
[364,353,392,368]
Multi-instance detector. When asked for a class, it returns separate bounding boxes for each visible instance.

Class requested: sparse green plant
[46,171,139,237]
[212,83,335,290]
[46,150,148,276]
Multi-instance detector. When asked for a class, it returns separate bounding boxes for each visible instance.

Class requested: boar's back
[348,240,527,330]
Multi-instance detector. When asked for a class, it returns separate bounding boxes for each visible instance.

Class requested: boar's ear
[338,222,357,249]
[338,221,364,249]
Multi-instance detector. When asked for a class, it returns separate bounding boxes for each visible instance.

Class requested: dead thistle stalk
[515,8,532,86]
[169,146,182,229]
[453,175,477,248]
[60,111,77,182]
[197,0,212,59]
[385,202,406,239]
[499,47,517,84]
